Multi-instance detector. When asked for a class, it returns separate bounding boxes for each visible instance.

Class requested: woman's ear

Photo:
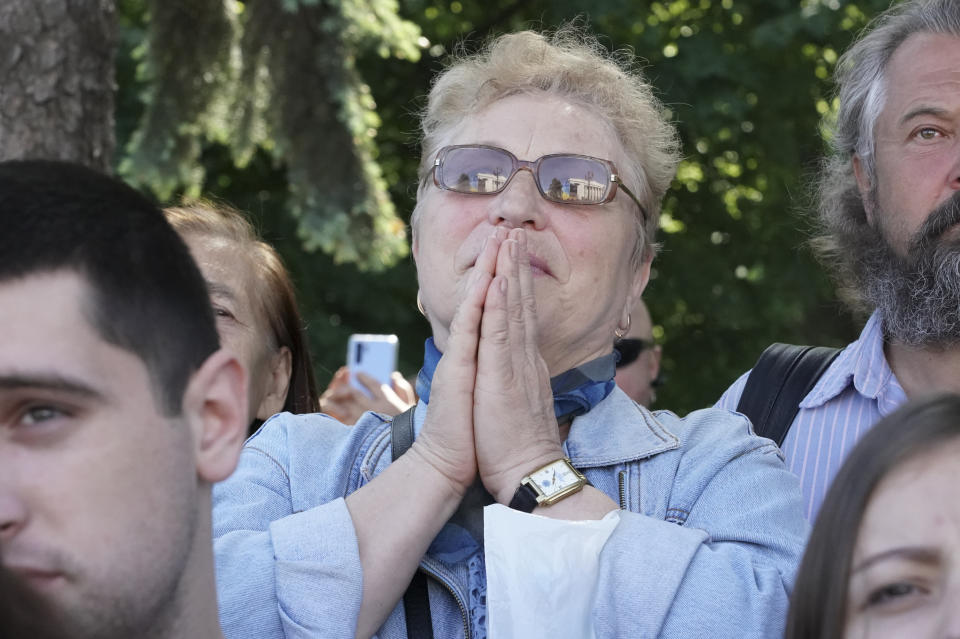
[624,257,652,323]
[181,349,248,484]
[255,346,292,421]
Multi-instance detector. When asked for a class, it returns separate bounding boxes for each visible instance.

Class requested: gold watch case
[520,457,587,506]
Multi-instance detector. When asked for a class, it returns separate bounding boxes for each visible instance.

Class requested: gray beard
[856,191,960,347]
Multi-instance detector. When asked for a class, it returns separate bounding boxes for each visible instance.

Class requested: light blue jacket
[213,388,808,638]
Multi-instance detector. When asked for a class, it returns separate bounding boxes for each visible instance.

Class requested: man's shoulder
[716,335,864,413]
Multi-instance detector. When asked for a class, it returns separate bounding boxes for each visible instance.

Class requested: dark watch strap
[508,482,539,513]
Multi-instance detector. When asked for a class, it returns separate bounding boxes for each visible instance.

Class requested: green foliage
[121,0,236,199]
[114,0,899,413]
[122,0,422,270]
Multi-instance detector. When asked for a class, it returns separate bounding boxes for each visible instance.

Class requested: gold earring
[614,313,631,339]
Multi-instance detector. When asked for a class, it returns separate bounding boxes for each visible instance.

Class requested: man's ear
[853,154,875,222]
[181,349,248,484]
[255,346,292,421]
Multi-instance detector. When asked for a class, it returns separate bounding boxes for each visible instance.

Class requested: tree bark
[0,0,116,172]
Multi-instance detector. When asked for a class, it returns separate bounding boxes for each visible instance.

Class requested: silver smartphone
[346,334,399,397]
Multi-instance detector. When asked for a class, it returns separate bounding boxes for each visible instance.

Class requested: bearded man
[717,0,960,520]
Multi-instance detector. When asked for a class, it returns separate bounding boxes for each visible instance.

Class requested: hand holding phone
[347,334,399,398]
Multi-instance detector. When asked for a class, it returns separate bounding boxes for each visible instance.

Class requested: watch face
[529,460,580,496]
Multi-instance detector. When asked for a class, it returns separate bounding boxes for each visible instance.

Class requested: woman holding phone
[213,27,807,638]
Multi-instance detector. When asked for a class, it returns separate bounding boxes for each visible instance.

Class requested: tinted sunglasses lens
[538,156,611,204]
[439,147,513,194]
[615,339,646,368]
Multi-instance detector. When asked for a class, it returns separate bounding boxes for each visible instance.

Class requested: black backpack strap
[403,570,433,639]
[736,343,841,446]
[391,405,416,462]
[390,407,434,639]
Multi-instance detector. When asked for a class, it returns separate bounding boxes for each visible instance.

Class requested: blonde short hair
[415,26,681,265]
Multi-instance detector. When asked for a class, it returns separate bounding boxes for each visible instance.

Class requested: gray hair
[815,0,960,312]
[413,26,681,267]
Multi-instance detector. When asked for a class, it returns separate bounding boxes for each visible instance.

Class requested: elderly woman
[165,202,320,432]
[213,29,807,638]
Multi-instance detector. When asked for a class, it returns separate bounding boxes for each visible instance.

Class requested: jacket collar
[564,387,679,468]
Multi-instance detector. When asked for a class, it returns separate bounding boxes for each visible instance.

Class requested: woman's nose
[486,168,547,230]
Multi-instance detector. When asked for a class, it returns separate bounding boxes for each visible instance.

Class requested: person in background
[212,26,806,638]
[716,0,960,520]
[613,298,662,407]
[320,365,416,424]
[165,203,320,433]
[0,160,248,639]
[785,393,960,639]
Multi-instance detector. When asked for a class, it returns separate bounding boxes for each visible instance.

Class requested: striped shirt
[716,312,907,522]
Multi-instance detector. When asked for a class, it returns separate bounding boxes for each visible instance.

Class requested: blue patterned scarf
[415,337,616,423]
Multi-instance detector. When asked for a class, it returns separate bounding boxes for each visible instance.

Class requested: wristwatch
[508,457,587,513]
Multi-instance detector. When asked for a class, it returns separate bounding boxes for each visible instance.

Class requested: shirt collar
[800,311,906,414]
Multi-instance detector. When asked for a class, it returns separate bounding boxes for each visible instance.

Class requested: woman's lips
[527,255,552,277]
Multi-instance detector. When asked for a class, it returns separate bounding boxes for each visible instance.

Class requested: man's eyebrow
[0,373,105,400]
[851,546,941,575]
[206,280,236,300]
[899,105,951,126]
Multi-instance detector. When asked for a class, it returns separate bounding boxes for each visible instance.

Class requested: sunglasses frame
[433,144,649,224]
[614,337,656,368]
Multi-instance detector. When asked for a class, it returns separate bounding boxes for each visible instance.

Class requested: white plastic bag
[484,504,620,639]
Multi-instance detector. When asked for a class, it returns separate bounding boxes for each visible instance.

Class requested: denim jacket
[213,388,808,638]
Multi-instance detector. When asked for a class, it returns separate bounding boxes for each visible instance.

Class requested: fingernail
[499,276,507,293]
[509,240,518,259]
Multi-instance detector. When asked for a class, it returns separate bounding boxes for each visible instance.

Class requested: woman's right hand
[345,231,503,638]
[409,228,506,496]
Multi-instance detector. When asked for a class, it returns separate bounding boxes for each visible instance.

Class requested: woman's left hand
[473,228,567,504]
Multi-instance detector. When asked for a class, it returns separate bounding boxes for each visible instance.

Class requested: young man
[718,0,960,519]
[0,160,248,639]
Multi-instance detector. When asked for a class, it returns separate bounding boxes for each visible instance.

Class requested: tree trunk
[0,0,116,172]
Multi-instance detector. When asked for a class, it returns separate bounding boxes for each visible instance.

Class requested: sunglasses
[614,338,656,368]
[433,144,648,223]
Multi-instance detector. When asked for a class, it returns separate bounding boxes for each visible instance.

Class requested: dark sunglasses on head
[614,338,656,368]
[432,144,649,224]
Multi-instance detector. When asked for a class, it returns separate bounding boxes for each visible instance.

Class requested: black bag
[391,407,434,639]
[735,343,841,446]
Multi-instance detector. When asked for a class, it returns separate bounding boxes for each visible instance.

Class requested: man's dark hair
[0,160,219,415]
